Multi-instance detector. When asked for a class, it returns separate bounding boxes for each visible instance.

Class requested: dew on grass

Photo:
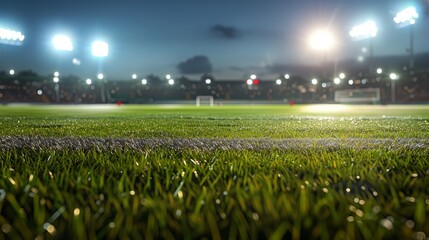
[0,189,5,201]
[220,213,227,219]
[109,222,115,228]
[347,216,355,222]
[223,191,228,196]
[43,223,56,234]
[1,223,11,233]
[406,197,416,203]
[380,218,393,230]
[413,232,426,240]
[346,188,351,193]
[373,191,378,197]
[252,213,259,221]
[176,209,182,217]
[411,173,418,178]
[73,208,80,216]
[216,199,221,204]
[355,209,364,217]
[323,188,329,193]
[405,220,415,229]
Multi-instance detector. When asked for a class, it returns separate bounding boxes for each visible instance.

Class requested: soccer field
[0,104,428,239]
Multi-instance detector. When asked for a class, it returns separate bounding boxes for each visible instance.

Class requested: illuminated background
[1,0,429,80]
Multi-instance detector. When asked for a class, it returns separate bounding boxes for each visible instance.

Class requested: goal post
[335,88,381,104]
[196,95,214,107]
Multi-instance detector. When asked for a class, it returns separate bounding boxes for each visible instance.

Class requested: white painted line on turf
[0,137,428,151]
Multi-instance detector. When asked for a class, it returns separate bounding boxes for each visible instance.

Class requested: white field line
[0,137,428,151]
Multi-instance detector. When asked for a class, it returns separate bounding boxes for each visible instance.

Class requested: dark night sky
[0,0,428,80]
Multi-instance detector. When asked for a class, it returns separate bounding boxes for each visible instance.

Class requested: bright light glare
[37,90,43,95]
[376,68,383,74]
[166,74,171,80]
[311,78,318,85]
[303,104,351,113]
[246,79,253,85]
[132,74,137,79]
[322,82,327,88]
[72,58,81,65]
[97,73,104,80]
[276,79,282,85]
[309,30,335,51]
[168,79,175,85]
[205,79,211,84]
[53,77,59,83]
[92,41,109,57]
[142,79,147,85]
[348,80,354,85]
[349,20,378,39]
[339,73,346,79]
[86,79,92,85]
[334,78,341,85]
[284,74,290,79]
[9,69,15,75]
[394,7,419,25]
[357,56,364,62]
[250,74,257,80]
[54,71,59,77]
[0,28,25,45]
[52,35,73,51]
[390,73,398,80]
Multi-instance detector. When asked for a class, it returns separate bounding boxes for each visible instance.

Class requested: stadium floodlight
[168,79,175,85]
[72,58,81,66]
[250,74,257,80]
[276,79,282,85]
[284,74,290,79]
[394,7,419,25]
[205,79,212,84]
[9,69,15,76]
[86,78,92,85]
[308,30,335,51]
[37,90,43,96]
[349,20,378,40]
[141,79,147,85]
[53,77,59,83]
[350,20,378,72]
[52,35,73,51]
[246,79,253,86]
[92,40,109,57]
[377,68,383,74]
[132,74,137,79]
[0,27,25,45]
[334,77,341,85]
[389,73,398,80]
[54,71,60,77]
[394,7,418,69]
[357,56,364,62]
[166,74,171,80]
[97,73,104,80]
[311,78,318,85]
[339,73,346,79]
[348,79,354,85]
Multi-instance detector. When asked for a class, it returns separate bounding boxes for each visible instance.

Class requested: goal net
[335,88,380,104]
[196,95,214,107]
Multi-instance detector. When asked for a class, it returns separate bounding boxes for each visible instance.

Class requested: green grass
[0,104,428,239]
[0,104,428,138]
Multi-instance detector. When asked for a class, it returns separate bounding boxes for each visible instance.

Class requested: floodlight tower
[349,20,378,73]
[92,40,109,103]
[0,27,26,46]
[394,6,419,70]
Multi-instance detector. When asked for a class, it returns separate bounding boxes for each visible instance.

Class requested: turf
[0,104,428,239]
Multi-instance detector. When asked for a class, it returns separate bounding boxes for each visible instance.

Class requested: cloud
[210,25,239,39]
[177,55,213,74]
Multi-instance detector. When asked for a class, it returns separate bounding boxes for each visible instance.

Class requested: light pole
[53,71,60,102]
[0,27,26,46]
[394,6,419,70]
[349,20,378,73]
[92,40,109,103]
[389,73,398,104]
